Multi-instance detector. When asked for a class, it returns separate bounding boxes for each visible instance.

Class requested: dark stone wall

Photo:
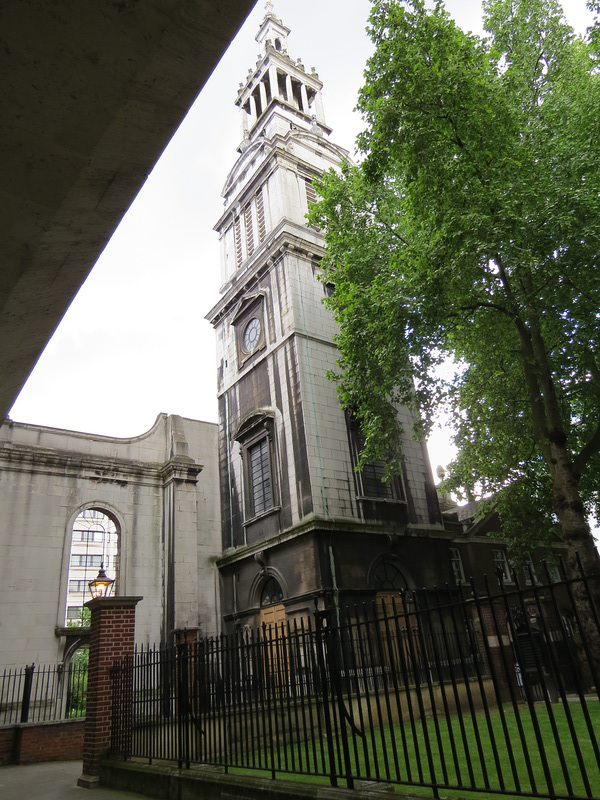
[219,526,465,629]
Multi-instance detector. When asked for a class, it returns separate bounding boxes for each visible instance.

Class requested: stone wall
[0,413,221,667]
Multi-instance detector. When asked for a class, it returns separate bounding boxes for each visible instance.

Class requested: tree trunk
[549,439,600,677]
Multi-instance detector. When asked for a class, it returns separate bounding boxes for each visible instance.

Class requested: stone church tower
[207,3,446,631]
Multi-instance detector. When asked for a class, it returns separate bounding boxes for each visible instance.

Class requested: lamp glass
[88,565,114,599]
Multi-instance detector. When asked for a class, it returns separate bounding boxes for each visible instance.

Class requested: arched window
[274,37,282,51]
[372,561,407,592]
[65,508,119,625]
[260,576,283,607]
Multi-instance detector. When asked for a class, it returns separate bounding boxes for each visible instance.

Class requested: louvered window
[304,177,317,206]
[234,216,243,267]
[244,204,254,257]
[249,438,272,515]
[256,188,266,243]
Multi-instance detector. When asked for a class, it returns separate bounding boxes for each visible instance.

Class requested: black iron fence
[111,565,600,799]
[0,660,88,725]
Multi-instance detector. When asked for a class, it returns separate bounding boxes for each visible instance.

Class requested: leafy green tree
[66,647,89,717]
[310,0,600,590]
[66,606,91,627]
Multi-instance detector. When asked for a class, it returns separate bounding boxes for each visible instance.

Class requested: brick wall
[0,727,13,765]
[0,719,84,765]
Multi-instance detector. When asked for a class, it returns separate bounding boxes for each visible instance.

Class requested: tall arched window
[65,509,119,625]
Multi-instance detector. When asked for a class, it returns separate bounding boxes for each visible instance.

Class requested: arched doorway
[371,560,415,675]
[259,575,285,630]
[65,508,119,625]
[258,576,286,691]
[371,560,409,616]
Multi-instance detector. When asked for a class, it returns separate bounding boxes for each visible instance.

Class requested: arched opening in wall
[64,645,89,719]
[371,560,415,675]
[259,576,285,629]
[372,560,408,609]
[65,508,119,626]
[259,576,286,691]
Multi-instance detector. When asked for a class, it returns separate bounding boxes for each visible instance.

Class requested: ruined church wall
[0,414,220,667]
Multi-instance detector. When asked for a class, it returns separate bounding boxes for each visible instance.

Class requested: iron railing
[0,660,88,725]
[111,564,600,799]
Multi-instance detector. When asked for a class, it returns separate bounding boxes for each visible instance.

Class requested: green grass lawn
[227,700,600,800]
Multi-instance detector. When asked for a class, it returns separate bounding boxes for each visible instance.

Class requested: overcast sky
[9,0,593,474]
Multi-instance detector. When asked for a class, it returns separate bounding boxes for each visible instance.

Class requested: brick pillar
[78,596,142,789]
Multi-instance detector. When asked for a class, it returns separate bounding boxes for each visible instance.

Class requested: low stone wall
[0,719,84,765]
[100,759,426,800]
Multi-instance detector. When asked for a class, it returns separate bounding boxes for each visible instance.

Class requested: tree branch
[495,253,552,462]
[573,357,600,475]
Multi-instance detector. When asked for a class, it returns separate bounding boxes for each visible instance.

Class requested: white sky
[9,0,593,475]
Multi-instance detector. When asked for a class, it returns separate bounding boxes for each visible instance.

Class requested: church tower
[207,3,445,631]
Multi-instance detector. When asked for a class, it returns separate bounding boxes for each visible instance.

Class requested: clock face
[243,317,261,352]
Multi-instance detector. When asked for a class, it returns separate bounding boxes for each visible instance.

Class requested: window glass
[261,576,284,606]
[450,547,466,585]
[346,412,403,501]
[250,438,272,515]
[492,549,513,583]
[372,561,406,591]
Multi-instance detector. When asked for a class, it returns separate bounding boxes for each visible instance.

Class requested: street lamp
[88,564,114,599]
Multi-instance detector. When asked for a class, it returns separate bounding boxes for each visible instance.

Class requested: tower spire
[235,4,328,143]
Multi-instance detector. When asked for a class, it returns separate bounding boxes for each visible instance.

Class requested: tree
[309,0,600,588]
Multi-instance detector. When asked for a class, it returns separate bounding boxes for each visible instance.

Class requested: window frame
[346,411,405,503]
[248,436,273,517]
[449,547,467,586]
[235,411,280,524]
[492,549,514,584]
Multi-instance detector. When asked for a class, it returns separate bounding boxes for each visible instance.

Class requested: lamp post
[88,564,114,599]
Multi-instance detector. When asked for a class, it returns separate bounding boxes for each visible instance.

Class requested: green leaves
[312,0,600,561]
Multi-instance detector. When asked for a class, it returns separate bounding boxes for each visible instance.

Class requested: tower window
[235,411,279,522]
[346,412,404,501]
[277,71,288,100]
[244,204,254,257]
[304,177,317,207]
[256,188,266,243]
[291,78,303,110]
[262,75,272,105]
[252,86,262,117]
[274,38,282,52]
[249,438,272,515]
[234,216,243,267]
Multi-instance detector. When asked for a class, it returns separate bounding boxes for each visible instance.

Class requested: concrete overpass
[1,0,256,420]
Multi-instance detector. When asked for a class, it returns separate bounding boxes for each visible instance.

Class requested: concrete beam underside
[0,0,255,419]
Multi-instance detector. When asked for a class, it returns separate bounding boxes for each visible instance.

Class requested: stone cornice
[216,515,447,568]
[158,457,202,486]
[206,224,324,324]
[0,444,201,488]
